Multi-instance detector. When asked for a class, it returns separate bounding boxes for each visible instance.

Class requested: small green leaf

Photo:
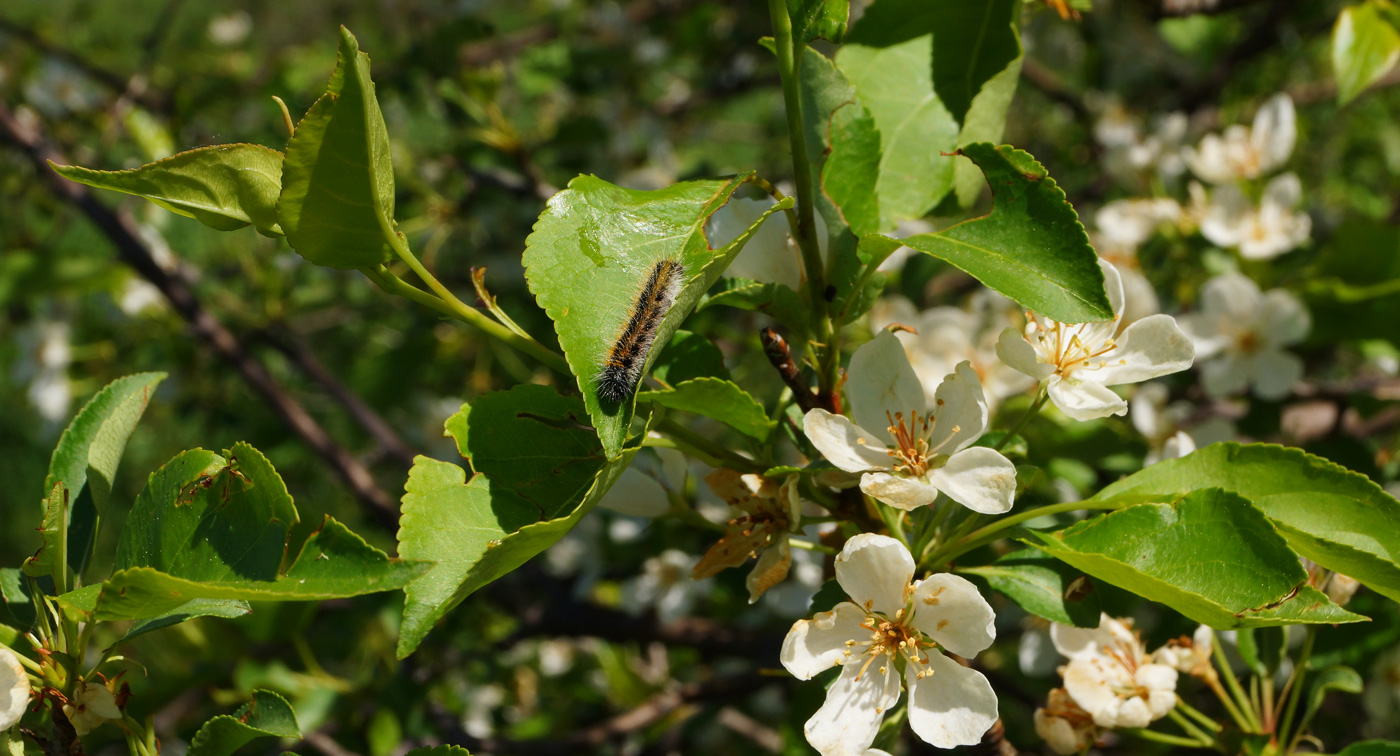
[118,599,251,644]
[50,146,284,236]
[1027,488,1366,629]
[1336,742,1400,756]
[444,385,606,518]
[959,548,1100,627]
[699,278,810,337]
[788,0,848,43]
[0,569,35,630]
[403,747,472,756]
[1333,2,1400,105]
[277,27,395,269]
[522,174,783,457]
[43,371,165,574]
[1094,443,1400,605]
[1236,627,1285,676]
[1304,666,1363,723]
[886,143,1112,323]
[652,330,732,385]
[953,53,1022,207]
[94,518,426,621]
[396,447,636,658]
[188,689,301,756]
[22,482,66,579]
[800,48,882,238]
[639,378,776,440]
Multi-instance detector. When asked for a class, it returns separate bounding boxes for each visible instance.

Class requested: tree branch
[0,102,401,531]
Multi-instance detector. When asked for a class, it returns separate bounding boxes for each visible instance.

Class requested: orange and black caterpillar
[597,259,684,402]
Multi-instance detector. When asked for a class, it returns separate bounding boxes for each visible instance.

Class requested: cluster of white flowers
[1035,616,1211,754]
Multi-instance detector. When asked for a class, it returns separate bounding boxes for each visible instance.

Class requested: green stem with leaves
[922,498,1128,569]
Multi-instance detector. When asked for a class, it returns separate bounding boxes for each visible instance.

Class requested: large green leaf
[50,146,284,236]
[397,385,639,657]
[522,174,785,457]
[45,371,164,515]
[843,0,1019,128]
[1094,443,1400,604]
[836,35,959,226]
[95,518,425,621]
[444,385,606,519]
[277,26,395,269]
[1027,488,1365,628]
[188,689,301,756]
[875,143,1112,324]
[1333,2,1400,105]
[958,548,1101,627]
[799,48,882,238]
[639,378,776,441]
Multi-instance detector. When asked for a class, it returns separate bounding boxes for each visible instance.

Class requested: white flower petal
[597,467,672,517]
[860,471,941,511]
[1099,259,1126,319]
[1201,353,1252,398]
[906,651,1000,749]
[848,331,928,444]
[1090,314,1195,386]
[804,662,900,756]
[803,410,893,473]
[1050,615,1126,660]
[1259,289,1310,347]
[1048,377,1128,421]
[910,573,996,657]
[782,602,870,680]
[1252,93,1296,171]
[1063,659,1129,726]
[1035,709,1087,755]
[1162,431,1196,460]
[929,447,1016,515]
[1113,696,1153,728]
[1250,350,1303,400]
[835,534,915,616]
[926,362,990,455]
[1200,273,1263,323]
[996,328,1055,382]
[0,646,28,730]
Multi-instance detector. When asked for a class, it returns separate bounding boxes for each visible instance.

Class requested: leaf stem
[654,417,764,473]
[1278,627,1315,755]
[789,538,837,555]
[1119,727,1211,749]
[922,498,1128,569]
[1211,629,1264,732]
[362,263,570,375]
[1176,699,1224,733]
[996,385,1047,452]
[1168,708,1218,747]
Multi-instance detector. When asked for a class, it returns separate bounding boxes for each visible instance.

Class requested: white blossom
[1200,173,1311,260]
[1095,107,1189,183]
[0,646,29,730]
[621,549,709,624]
[1093,198,1183,324]
[1186,93,1295,184]
[1151,625,1215,676]
[12,320,73,425]
[804,332,1016,514]
[1034,687,1099,754]
[996,260,1195,421]
[598,445,688,518]
[781,535,999,754]
[868,290,1033,414]
[1179,273,1310,399]
[62,679,122,737]
[1051,615,1178,728]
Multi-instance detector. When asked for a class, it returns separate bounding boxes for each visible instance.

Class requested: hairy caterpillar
[597,259,684,402]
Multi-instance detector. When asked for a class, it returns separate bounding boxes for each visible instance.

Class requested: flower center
[843,605,936,682]
[1027,318,1126,379]
[884,410,958,478]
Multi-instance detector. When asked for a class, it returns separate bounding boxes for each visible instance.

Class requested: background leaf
[522,174,781,457]
[277,26,395,269]
[887,143,1112,323]
[188,689,301,756]
[787,0,848,44]
[1027,488,1365,628]
[1094,443,1400,604]
[1333,2,1400,105]
[51,146,284,236]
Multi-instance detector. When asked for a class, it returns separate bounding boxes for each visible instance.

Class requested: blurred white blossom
[13,320,73,425]
[1151,624,1215,676]
[1035,687,1099,754]
[1186,93,1295,184]
[1180,273,1310,399]
[23,59,102,118]
[1095,106,1189,183]
[621,549,708,624]
[1051,615,1178,728]
[1200,173,1311,259]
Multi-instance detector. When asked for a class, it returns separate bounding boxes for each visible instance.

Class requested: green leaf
[114,444,295,581]
[883,143,1112,323]
[652,330,732,385]
[799,48,882,238]
[836,35,959,226]
[844,0,1018,129]
[403,747,472,756]
[1304,666,1363,723]
[788,0,848,43]
[22,482,67,579]
[0,569,35,630]
[1337,742,1400,756]
[522,174,783,457]
[953,53,1022,207]
[1303,277,1400,350]
[1333,2,1400,105]
[959,548,1100,627]
[118,599,252,644]
[277,27,395,269]
[1093,443,1400,605]
[444,385,606,518]
[1026,488,1366,628]
[699,278,810,337]
[95,517,425,621]
[639,377,776,441]
[396,445,636,658]
[50,146,284,236]
[188,689,301,756]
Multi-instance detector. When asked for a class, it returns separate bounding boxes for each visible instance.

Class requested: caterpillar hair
[597,259,684,402]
